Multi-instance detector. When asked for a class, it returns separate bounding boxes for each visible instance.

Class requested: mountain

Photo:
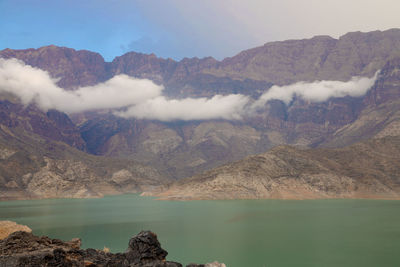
[146,136,400,200]
[0,45,108,89]
[0,98,163,200]
[3,29,400,93]
[72,34,400,179]
[323,57,400,147]
[1,29,400,197]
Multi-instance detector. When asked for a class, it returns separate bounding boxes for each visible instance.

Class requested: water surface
[1,194,399,267]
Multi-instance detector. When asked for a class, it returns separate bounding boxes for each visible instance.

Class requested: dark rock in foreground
[0,230,223,267]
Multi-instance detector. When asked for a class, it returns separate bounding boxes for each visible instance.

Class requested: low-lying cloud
[115,94,249,121]
[0,58,162,113]
[0,58,379,121]
[252,73,379,109]
[0,58,248,120]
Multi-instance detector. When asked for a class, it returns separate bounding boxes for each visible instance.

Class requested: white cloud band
[0,58,378,121]
[0,58,162,113]
[252,72,379,109]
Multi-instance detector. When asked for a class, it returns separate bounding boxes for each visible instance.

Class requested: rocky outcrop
[0,230,224,267]
[0,221,31,240]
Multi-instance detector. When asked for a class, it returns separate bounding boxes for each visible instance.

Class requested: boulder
[0,221,31,240]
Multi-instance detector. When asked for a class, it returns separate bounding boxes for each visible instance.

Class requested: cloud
[252,72,379,110]
[115,94,250,121]
[0,58,378,122]
[0,58,248,120]
[0,58,162,113]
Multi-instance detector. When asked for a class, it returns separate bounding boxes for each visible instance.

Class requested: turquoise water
[1,194,400,267]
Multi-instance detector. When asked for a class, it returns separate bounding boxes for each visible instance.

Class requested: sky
[0,0,400,61]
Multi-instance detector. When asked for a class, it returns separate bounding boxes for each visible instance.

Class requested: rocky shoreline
[0,222,225,267]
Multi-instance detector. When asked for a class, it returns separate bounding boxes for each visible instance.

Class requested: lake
[1,194,399,267]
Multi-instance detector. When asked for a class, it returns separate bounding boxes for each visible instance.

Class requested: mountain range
[1,29,400,200]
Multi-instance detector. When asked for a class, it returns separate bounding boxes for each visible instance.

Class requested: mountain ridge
[3,29,400,88]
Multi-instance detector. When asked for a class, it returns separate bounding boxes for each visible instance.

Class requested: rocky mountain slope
[323,57,400,147]
[1,29,400,191]
[0,98,163,200]
[147,136,400,200]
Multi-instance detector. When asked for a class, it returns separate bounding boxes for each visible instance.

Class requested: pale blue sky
[1,0,399,61]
